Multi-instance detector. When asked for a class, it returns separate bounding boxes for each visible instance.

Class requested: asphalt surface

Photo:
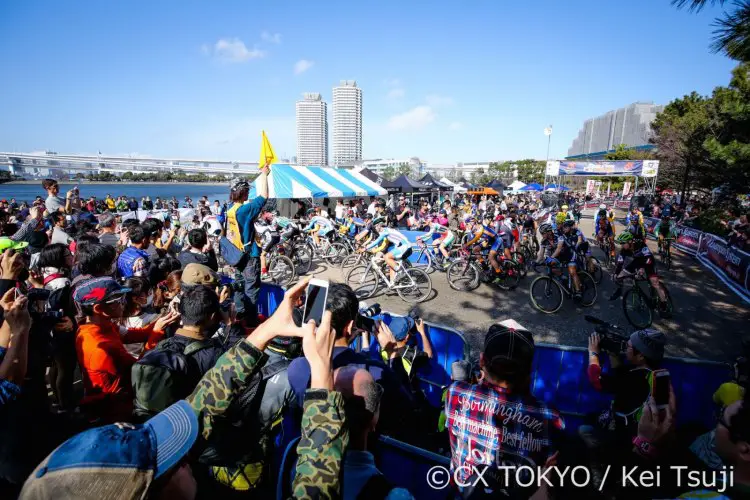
[313,210,749,363]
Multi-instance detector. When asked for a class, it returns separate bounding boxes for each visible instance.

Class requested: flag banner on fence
[545,161,560,176]
[697,233,750,303]
[643,217,659,235]
[585,179,596,196]
[622,182,632,197]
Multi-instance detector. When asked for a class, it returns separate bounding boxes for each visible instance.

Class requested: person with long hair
[119,277,160,358]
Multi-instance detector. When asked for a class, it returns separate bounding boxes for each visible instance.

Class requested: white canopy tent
[439,177,467,192]
[507,180,527,193]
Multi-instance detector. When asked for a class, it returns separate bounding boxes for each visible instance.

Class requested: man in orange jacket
[74,277,178,422]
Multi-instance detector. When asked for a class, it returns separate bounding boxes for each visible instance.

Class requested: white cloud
[387,106,436,131]
[426,94,454,107]
[294,59,314,75]
[386,88,405,100]
[261,31,282,44]
[448,121,464,131]
[211,38,266,63]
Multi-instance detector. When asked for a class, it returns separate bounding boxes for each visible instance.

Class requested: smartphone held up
[303,279,329,327]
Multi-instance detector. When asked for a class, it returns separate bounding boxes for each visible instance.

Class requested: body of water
[0,182,230,205]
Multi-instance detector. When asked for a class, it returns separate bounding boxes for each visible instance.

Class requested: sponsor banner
[585,179,596,196]
[584,201,600,209]
[673,225,702,255]
[622,182,632,197]
[643,216,659,237]
[615,200,631,209]
[558,160,659,177]
[119,208,196,224]
[697,234,750,303]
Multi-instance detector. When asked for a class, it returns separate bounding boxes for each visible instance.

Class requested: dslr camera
[585,315,629,354]
[355,302,381,332]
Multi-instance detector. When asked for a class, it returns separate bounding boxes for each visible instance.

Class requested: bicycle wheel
[292,245,313,275]
[622,287,652,329]
[586,257,603,284]
[346,264,379,299]
[510,252,528,278]
[446,260,480,291]
[324,242,348,265]
[656,283,675,318]
[529,276,564,313]
[267,255,296,288]
[577,271,598,307]
[396,268,433,303]
[663,247,672,271]
[495,261,521,290]
[339,252,363,279]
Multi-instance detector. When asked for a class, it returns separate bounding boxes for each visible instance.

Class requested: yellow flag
[259,130,278,168]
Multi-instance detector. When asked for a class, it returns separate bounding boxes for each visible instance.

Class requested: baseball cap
[98,213,116,228]
[630,329,666,363]
[483,319,535,372]
[74,277,131,306]
[19,400,199,500]
[0,237,29,252]
[380,313,415,342]
[181,263,219,286]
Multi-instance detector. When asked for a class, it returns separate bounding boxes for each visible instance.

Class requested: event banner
[546,160,560,176]
[697,234,750,302]
[585,179,596,196]
[673,225,703,255]
[643,216,659,236]
[558,160,659,177]
[622,182,632,197]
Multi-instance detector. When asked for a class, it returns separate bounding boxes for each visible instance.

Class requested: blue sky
[0,0,738,163]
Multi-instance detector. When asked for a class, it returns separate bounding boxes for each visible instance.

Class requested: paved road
[313,211,749,363]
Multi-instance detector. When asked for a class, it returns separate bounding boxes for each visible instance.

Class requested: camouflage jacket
[186,339,348,499]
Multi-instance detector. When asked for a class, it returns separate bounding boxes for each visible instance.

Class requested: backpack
[132,338,216,419]
[199,357,292,466]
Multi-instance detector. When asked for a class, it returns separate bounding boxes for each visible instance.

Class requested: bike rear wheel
[324,242,349,265]
[587,257,603,284]
[510,252,528,278]
[577,271,598,307]
[623,287,652,328]
[396,268,433,303]
[292,245,313,275]
[346,264,379,300]
[446,260,480,291]
[495,261,520,290]
[267,255,296,288]
[530,276,564,313]
[411,247,434,274]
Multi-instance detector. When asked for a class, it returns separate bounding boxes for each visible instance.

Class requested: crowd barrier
[117,207,197,223]
[638,216,750,303]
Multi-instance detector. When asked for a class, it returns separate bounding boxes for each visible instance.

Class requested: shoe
[261,272,270,280]
[608,288,622,301]
[573,292,582,302]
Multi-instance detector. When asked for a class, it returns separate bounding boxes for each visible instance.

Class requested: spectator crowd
[0,173,747,500]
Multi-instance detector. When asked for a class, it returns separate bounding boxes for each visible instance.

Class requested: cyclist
[365,219,412,282]
[563,220,596,275]
[535,222,582,299]
[626,206,645,234]
[416,211,455,269]
[520,210,538,247]
[655,216,676,254]
[494,215,515,262]
[354,213,375,244]
[255,211,280,280]
[463,214,505,281]
[625,213,647,245]
[595,216,616,260]
[302,209,334,248]
[609,231,669,311]
[594,204,616,236]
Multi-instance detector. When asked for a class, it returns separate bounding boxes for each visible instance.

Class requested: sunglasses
[103,294,127,305]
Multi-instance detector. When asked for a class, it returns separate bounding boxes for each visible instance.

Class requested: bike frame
[361,257,415,290]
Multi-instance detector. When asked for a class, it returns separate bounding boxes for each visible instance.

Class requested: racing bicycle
[529,262,598,313]
[618,269,674,329]
[346,255,433,304]
[446,247,520,291]
[658,237,674,271]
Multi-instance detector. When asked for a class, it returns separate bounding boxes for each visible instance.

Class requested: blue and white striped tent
[248,164,387,199]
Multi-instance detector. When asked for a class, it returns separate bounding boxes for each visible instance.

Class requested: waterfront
[0,182,230,204]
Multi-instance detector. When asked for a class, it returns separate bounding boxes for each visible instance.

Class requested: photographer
[374,315,433,381]
[586,328,667,447]
[42,179,75,215]
[178,228,218,271]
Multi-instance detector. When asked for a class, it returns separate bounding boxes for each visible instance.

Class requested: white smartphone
[302,278,329,326]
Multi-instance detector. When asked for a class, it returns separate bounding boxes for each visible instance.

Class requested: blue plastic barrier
[531,343,731,430]
[258,283,285,318]
[374,435,451,500]
[275,436,301,500]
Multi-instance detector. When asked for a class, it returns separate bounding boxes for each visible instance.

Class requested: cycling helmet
[599,204,607,210]
[204,219,223,237]
[563,220,576,228]
[372,216,386,226]
[616,231,634,244]
[539,223,553,234]
[364,213,373,220]
[439,209,447,216]
[561,205,569,211]
[306,208,316,215]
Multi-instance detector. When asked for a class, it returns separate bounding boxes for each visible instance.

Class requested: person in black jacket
[178,228,218,271]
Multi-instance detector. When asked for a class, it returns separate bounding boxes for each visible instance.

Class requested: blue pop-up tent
[248,164,387,199]
[520,183,543,191]
[546,183,571,191]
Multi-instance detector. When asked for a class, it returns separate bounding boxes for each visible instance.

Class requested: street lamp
[544,125,553,188]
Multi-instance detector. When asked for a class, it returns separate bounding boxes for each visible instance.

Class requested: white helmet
[599,204,607,210]
[204,218,222,237]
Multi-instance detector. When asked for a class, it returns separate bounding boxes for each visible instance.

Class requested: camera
[585,315,629,354]
[356,302,381,331]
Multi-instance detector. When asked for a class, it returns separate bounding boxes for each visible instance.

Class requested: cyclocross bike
[529,262,598,313]
[617,269,674,329]
[346,255,433,304]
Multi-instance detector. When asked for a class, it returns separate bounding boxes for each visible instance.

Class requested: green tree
[397,162,414,178]
[673,0,750,61]
[382,165,396,181]
[514,159,546,184]
[488,161,515,184]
